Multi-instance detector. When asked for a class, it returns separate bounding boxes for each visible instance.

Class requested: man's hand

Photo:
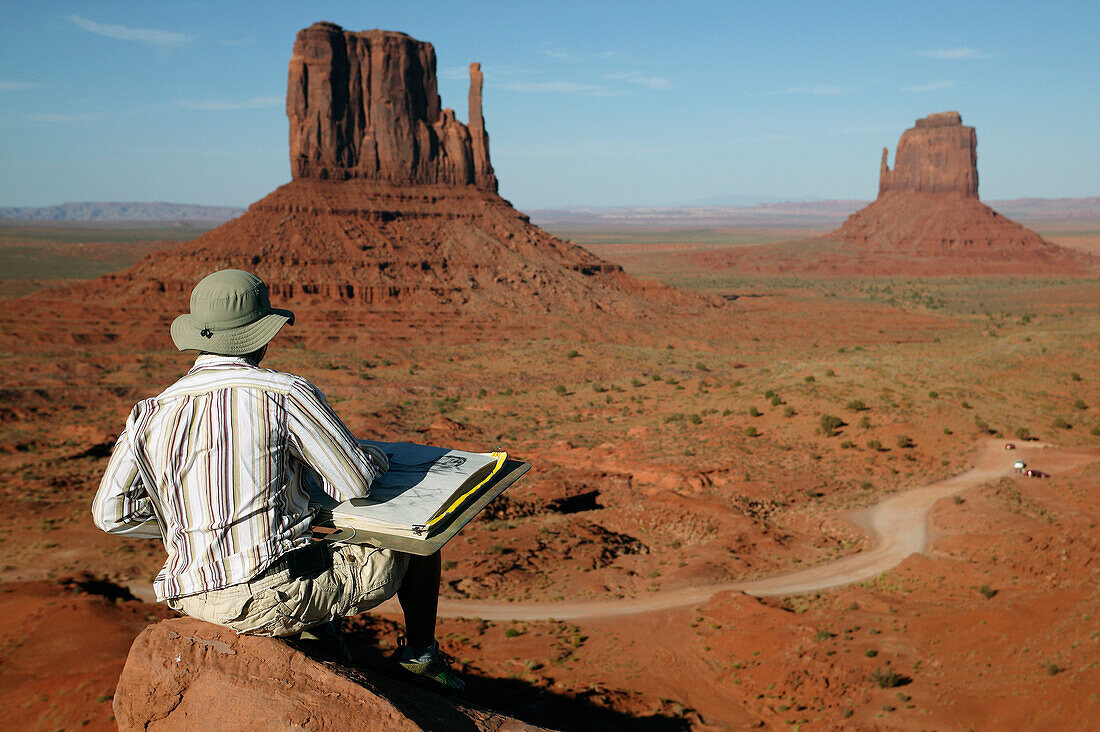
[362,444,390,474]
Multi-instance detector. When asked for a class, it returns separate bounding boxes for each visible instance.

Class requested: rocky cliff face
[825,111,1091,271]
[878,111,978,198]
[62,21,699,320]
[287,22,496,190]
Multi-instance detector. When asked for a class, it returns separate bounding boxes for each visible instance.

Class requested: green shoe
[390,638,466,695]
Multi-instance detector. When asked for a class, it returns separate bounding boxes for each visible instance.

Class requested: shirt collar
[190,354,261,373]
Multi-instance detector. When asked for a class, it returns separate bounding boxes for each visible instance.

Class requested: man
[92,269,463,693]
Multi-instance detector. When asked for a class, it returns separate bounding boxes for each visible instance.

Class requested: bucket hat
[171,269,294,355]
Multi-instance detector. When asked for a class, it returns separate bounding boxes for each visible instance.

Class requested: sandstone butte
[67,21,701,322]
[112,617,548,731]
[831,111,1088,266]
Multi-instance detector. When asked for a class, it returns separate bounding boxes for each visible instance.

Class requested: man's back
[94,354,382,600]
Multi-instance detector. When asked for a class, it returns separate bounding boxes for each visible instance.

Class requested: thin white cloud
[767,84,851,96]
[68,15,191,46]
[213,37,254,47]
[30,113,99,123]
[902,80,957,92]
[178,97,281,111]
[604,71,672,90]
[0,81,36,91]
[499,81,625,97]
[540,49,572,60]
[915,48,990,60]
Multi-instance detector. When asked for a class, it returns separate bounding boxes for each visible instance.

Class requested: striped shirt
[92,354,384,601]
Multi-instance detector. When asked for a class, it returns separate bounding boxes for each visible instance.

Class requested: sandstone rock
[288,21,497,191]
[826,111,1091,270]
[63,22,705,319]
[113,617,548,731]
[878,111,978,198]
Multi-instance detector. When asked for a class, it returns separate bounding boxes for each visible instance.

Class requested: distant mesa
[827,111,1092,271]
[69,21,692,318]
[877,111,977,198]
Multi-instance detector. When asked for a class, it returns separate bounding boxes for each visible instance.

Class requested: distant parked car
[1014,460,1026,471]
[1025,469,1048,478]
[1004,443,1016,450]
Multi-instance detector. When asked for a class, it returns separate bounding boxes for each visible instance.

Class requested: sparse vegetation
[819,414,845,435]
[870,667,907,688]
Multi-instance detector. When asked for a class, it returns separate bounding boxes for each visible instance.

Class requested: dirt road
[409,440,1094,621]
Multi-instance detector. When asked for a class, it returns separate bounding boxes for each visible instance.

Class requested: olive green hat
[171,269,294,355]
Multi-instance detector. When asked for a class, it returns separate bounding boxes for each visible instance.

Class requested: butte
[830,111,1089,270]
[52,21,705,348]
[696,112,1093,276]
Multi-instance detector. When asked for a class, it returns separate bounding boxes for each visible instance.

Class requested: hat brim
[171,308,294,355]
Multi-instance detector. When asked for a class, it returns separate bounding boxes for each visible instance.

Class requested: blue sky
[1,1,1097,209]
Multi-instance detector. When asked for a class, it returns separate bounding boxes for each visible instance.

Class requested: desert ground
[1,218,1098,730]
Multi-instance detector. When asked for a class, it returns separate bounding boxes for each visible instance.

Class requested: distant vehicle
[1004,443,1016,450]
[1025,469,1048,478]
[1014,460,1026,471]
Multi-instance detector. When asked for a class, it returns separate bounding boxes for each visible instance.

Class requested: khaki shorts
[167,543,409,637]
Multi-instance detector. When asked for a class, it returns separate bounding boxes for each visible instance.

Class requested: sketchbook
[310,441,529,554]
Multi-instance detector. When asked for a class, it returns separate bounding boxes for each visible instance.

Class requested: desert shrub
[1052,417,1071,430]
[477,388,488,398]
[866,439,883,451]
[928,390,939,399]
[804,375,816,383]
[896,434,914,448]
[744,426,758,437]
[814,630,836,641]
[554,385,567,396]
[695,362,709,371]
[1073,398,1087,410]
[784,406,796,417]
[961,400,972,409]
[770,395,783,406]
[978,585,997,599]
[846,399,867,411]
[1071,371,1082,381]
[819,414,844,435]
[952,495,965,505]
[825,368,836,377]
[859,415,871,428]
[504,627,523,638]
[1015,427,1032,440]
[870,667,906,688]
[943,427,953,435]
[864,649,878,658]
[442,559,458,570]
[974,416,991,433]
[689,413,702,425]
[722,408,732,416]
[592,383,608,393]
[840,441,855,449]
[1044,663,1064,675]
[764,389,776,399]
[566,349,579,358]
[486,544,505,554]
[748,406,762,417]
[1091,426,1100,437]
